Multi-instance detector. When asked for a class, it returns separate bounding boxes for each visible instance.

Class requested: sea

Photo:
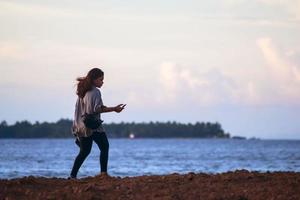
[0,138,299,179]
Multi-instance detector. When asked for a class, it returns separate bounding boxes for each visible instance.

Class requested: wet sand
[1,170,300,200]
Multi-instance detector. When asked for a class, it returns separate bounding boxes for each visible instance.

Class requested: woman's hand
[114,104,126,113]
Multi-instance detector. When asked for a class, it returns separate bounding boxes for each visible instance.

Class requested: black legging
[70,131,109,178]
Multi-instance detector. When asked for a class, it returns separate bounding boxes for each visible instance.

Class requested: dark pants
[70,132,109,178]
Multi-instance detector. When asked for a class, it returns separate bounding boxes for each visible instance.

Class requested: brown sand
[1,170,300,200]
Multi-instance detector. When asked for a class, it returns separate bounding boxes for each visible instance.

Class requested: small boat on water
[129,133,135,139]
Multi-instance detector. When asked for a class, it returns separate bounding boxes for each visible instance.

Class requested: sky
[0,0,300,139]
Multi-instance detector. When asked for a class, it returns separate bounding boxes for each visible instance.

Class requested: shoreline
[1,170,300,200]
[1,138,300,140]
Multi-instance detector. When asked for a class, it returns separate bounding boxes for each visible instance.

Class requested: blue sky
[0,0,300,139]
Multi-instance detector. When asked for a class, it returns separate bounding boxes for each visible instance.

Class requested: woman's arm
[100,104,126,113]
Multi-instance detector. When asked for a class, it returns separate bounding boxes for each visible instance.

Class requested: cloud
[151,37,300,107]
[0,41,25,59]
[2,38,299,109]
[257,0,300,20]
[157,62,237,106]
[156,62,270,106]
[223,0,300,27]
[0,1,78,18]
[256,37,300,104]
[124,62,234,108]
[257,38,291,80]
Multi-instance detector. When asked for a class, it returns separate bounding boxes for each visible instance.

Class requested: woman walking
[70,68,125,179]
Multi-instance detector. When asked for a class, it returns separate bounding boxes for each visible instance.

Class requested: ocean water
[0,138,299,179]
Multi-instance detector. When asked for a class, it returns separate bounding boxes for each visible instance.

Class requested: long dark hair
[76,68,104,98]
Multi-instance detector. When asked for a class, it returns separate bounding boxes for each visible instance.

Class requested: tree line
[0,119,230,138]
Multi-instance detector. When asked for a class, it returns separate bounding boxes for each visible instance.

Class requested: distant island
[0,119,230,138]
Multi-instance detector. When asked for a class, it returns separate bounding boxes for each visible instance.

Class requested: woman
[70,68,125,179]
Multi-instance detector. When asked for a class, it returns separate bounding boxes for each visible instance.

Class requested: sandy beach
[1,170,300,200]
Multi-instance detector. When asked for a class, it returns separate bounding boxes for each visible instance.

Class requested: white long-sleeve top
[72,86,105,137]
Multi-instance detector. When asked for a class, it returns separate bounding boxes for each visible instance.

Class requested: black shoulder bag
[81,113,103,129]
